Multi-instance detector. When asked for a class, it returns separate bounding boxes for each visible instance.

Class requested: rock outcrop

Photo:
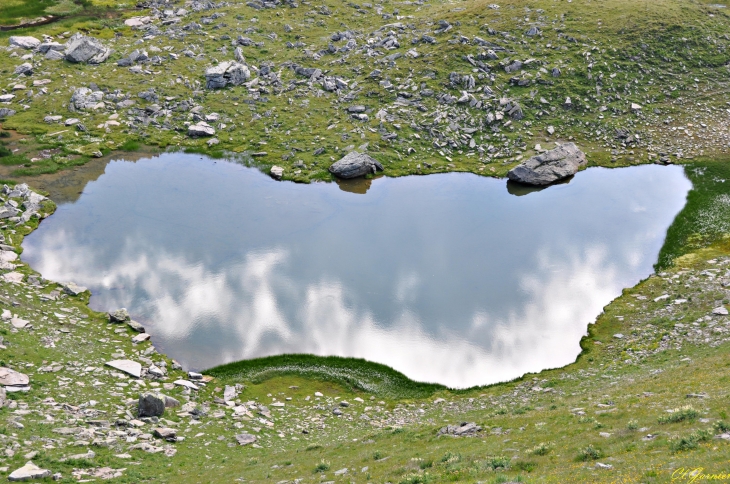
[329,151,383,179]
[507,143,586,186]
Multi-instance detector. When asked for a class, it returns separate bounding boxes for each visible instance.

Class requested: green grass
[656,159,730,269]
[206,353,446,399]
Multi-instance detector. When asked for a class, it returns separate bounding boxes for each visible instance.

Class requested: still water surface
[21,154,691,387]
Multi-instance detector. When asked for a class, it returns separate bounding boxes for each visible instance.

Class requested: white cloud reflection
[28,229,629,388]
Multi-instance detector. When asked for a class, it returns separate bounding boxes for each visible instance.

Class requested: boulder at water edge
[329,151,383,179]
[507,142,587,186]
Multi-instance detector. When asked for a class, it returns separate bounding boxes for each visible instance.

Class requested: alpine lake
[20,153,691,388]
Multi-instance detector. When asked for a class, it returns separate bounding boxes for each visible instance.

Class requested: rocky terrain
[1,0,730,181]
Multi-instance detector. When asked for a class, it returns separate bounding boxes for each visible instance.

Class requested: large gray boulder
[70,87,104,111]
[138,392,165,417]
[507,142,586,186]
[329,151,384,179]
[8,36,40,50]
[64,34,111,64]
[205,61,250,89]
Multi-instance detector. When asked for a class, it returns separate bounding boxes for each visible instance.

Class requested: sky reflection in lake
[21,154,691,387]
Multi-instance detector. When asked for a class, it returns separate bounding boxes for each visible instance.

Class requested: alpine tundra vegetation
[0,0,727,482]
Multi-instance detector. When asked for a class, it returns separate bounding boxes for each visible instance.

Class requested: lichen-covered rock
[0,109,16,118]
[507,142,587,186]
[329,151,383,179]
[109,308,130,323]
[205,61,250,89]
[138,393,165,417]
[64,34,111,64]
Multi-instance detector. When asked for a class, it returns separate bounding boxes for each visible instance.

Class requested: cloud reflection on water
[20,156,692,387]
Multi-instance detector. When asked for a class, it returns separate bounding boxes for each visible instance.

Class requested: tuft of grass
[206,354,445,399]
[658,405,700,424]
[528,442,554,456]
[627,420,639,431]
[577,445,602,462]
[669,429,712,452]
[314,459,330,473]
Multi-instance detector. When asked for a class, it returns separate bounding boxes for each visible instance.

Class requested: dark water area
[21,153,691,387]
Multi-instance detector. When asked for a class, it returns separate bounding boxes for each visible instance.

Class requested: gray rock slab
[0,367,29,386]
[8,462,51,481]
[105,360,142,378]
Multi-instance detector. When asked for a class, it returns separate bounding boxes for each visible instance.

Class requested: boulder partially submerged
[329,151,383,179]
[507,142,586,186]
[205,61,250,89]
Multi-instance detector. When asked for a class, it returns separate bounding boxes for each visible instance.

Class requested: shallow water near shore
[21,153,691,387]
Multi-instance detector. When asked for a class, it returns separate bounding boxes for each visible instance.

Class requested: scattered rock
[62,282,87,296]
[235,433,257,446]
[188,122,215,137]
[8,36,41,50]
[438,422,482,436]
[153,428,177,441]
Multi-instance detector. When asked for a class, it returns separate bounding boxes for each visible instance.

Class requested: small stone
[153,428,177,441]
[235,433,257,446]
[62,282,87,296]
[712,307,728,316]
[132,333,151,344]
